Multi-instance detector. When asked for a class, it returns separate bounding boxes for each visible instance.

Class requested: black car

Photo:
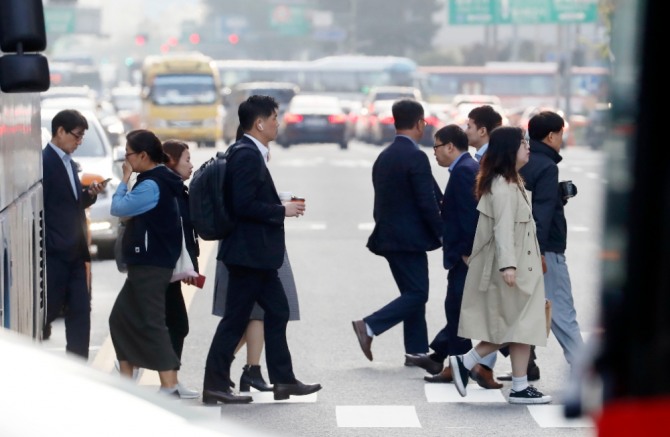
[277,95,350,149]
[585,103,611,150]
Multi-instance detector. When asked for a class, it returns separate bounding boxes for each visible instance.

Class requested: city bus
[0,0,50,339]
[419,62,610,114]
[215,55,421,102]
[140,52,223,148]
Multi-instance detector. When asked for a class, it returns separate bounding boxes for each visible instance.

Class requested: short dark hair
[238,95,278,132]
[51,109,88,137]
[392,99,424,130]
[467,105,502,134]
[434,124,468,152]
[126,129,169,164]
[528,111,565,141]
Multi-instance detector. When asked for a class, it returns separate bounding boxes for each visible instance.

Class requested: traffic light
[228,34,239,45]
[134,33,147,46]
[188,33,200,44]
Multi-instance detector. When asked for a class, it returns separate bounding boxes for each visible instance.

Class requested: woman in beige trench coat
[449,126,551,405]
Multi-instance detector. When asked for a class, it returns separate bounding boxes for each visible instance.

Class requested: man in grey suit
[202,95,321,404]
[353,99,443,362]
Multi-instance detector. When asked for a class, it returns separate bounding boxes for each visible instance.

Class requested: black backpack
[189,144,263,240]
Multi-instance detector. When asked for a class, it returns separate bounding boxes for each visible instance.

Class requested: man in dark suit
[405,124,502,389]
[352,99,442,361]
[202,95,321,404]
[43,109,105,359]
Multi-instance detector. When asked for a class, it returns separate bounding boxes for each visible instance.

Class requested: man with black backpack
[202,95,322,404]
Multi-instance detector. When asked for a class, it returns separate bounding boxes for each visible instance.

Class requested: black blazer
[367,136,442,254]
[42,144,96,262]
[441,153,479,270]
[218,136,285,269]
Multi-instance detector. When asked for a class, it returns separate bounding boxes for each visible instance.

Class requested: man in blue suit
[405,124,502,389]
[353,99,443,361]
[202,95,321,404]
[42,109,105,359]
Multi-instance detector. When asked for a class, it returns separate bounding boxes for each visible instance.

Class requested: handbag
[171,218,198,283]
[114,220,127,273]
[545,299,552,337]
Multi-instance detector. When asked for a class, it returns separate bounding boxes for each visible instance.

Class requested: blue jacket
[367,136,442,254]
[518,139,567,253]
[441,153,479,270]
[123,166,184,268]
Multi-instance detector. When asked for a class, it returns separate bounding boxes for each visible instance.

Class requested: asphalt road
[45,139,604,437]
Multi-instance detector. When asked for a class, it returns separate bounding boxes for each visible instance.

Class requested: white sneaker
[176,382,200,399]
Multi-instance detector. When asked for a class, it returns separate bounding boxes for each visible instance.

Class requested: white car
[0,329,263,436]
[41,107,122,258]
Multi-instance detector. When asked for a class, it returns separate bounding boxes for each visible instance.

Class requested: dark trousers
[165,281,189,364]
[364,251,430,355]
[45,255,90,359]
[429,261,473,361]
[204,264,295,391]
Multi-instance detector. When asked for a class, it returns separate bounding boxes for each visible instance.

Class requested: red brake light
[425,115,439,127]
[284,113,303,124]
[328,114,347,124]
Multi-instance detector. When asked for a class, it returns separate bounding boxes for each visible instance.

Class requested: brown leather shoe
[469,364,503,389]
[352,320,373,361]
[424,366,453,383]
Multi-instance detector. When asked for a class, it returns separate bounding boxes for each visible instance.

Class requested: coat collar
[529,139,562,164]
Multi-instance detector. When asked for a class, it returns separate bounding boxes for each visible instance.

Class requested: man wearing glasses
[42,109,105,359]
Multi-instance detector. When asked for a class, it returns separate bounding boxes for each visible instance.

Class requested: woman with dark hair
[161,139,200,398]
[449,126,552,404]
[109,129,188,398]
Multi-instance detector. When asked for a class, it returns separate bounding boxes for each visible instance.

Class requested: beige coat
[458,175,547,346]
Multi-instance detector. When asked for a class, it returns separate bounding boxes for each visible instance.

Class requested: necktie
[63,154,78,199]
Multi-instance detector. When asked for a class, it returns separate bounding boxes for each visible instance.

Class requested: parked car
[277,94,350,149]
[41,107,121,259]
[517,105,570,146]
[366,99,444,147]
[222,81,299,144]
[109,85,142,132]
[450,94,509,128]
[584,102,611,150]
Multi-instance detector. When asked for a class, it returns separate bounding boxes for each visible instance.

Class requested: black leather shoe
[240,364,273,392]
[404,353,444,375]
[202,388,252,404]
[497,365,541,382]
[273,380,322,401]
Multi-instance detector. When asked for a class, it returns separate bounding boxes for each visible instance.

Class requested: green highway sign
[44,6,76,34]
[449,0,599,25]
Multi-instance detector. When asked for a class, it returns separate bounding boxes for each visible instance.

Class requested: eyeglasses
[68,130,85,141]
[433,142,447,151]
[125,152,138,158]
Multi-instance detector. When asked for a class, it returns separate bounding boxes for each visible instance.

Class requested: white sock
[463,349,482,370]
[511,375,529,392]
[365,323,374,337]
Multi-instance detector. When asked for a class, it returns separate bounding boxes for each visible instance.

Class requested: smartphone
[101,178,112,186]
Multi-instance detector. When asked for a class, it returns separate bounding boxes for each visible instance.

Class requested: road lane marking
[527,405,594,428]
[336,406,421,428]
[425,384,506,403]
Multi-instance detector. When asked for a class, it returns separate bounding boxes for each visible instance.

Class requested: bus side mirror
[0,54,50,92]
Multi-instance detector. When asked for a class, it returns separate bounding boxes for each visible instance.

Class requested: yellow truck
[140,52,223,148]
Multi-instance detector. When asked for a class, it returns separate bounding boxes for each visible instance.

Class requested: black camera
[559,180,578,199]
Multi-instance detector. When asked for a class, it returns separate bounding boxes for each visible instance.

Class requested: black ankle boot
[239,364,273,392]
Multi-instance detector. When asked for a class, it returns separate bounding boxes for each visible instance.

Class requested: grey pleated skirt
[212,250,300,321]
